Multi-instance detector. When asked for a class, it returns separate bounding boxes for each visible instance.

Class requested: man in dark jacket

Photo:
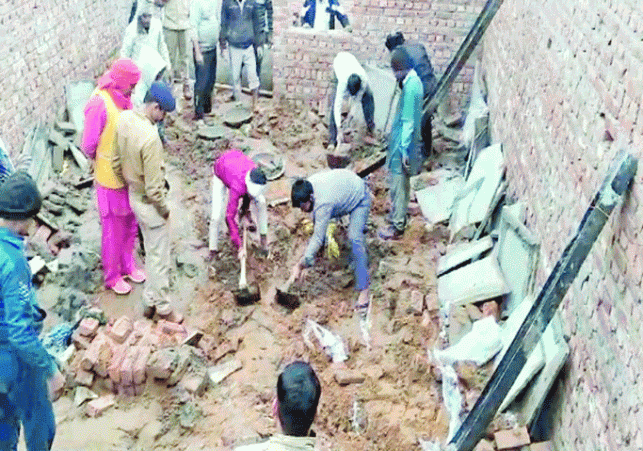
[385,31,437,156]
[220,0,265,111]
[0,172,65,450]
[301,0,350,31]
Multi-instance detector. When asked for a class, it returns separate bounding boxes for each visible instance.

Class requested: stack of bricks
[482,0,643,448]
[71,314,188,397]
[271,0,488,114]
[0,1,127,157]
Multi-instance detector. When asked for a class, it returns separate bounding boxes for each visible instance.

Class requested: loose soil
[43,89,482,451]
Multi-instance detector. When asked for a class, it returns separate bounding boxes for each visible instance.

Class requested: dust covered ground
[47,90,482,451]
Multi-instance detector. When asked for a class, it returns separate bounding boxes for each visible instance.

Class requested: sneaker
[378,226,404,241]
[126,268,146,284]
[108,278,132,295]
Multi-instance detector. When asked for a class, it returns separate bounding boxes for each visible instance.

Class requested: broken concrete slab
[415,169,465,226]
[496,203,540,317]
[494,426,530,450]
[208,359,243,385]
[449,143,505,240]
[223,105,252,128]
[437,235,494,277]
[438,254,510,309]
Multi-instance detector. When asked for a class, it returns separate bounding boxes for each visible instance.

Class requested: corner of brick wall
[482,0,643,448]
[0,1,127,156]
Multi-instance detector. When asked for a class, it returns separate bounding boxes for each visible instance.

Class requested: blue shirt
[0,227,56,376]
[388,69,424,175]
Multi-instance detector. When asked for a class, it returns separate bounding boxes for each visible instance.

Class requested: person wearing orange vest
[81,58,147,295]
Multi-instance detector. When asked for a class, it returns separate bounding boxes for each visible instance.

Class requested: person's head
[137,2,153,30]
[291,179,314,213]
[385,31,405,52]
[390,46,413,83]
[0,171,42,236]
[245,167,267,199]
[99,58,141,97]
[274,361,321,437]
[143,81,176,123]
[347,74,362,96]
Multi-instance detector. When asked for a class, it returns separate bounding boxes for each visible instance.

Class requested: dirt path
[47,92,454,451]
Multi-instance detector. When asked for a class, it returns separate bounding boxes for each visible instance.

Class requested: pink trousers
[95,184,139,288]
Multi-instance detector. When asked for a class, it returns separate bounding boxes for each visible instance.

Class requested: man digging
[290,168,371,311]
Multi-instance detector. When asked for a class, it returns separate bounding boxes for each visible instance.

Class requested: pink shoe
[108,278,132,295]
[126,268,146,284]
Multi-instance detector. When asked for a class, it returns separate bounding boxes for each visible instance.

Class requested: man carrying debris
[191,0,223,121]
[82,58,146,295]
[236,361,321,451]
[379,47,424,240]
[290,168,371,310]
[209,149,268,257]
[328,52,375,150]
[121,2,172,106]
[0,172,65,451]
[385,31,437,156]
[219,0,265,111]
[112,82,177,319]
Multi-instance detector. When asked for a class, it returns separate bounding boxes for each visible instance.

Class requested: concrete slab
[496,203,540,316]
[437,235,494,276]
[415,169,465,226]
[197,124,228,140]
[496,295,535,366]
[223,106,253,128]
[449,143,505,239]
[438,254,510,309]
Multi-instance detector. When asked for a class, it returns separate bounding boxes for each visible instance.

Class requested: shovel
[233,226,261,306]
[275,273,300,309]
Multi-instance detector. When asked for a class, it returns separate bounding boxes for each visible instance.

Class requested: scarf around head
[97,58,141,110]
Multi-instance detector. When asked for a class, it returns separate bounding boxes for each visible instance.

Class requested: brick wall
[0,0,129,156]
[271,0,488,113]
[483,0,643,448]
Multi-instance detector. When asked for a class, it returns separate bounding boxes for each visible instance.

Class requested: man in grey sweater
[191,0,222,120]
[290,169,371,309]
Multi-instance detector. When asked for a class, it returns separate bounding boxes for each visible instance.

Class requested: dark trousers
[194,47,218,119]
[421,111,433,157]
[328,79,375,146]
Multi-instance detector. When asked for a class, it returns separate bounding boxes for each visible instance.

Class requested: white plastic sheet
[303,319,348,363]
[433,316,502,366]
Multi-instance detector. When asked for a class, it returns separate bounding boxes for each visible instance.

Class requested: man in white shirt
[328,52,375,149]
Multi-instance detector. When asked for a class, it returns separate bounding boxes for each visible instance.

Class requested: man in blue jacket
[301,0,350,31]
[379,47,424,240]
[0,172,64,450]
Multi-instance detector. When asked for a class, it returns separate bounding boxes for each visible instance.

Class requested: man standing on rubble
[82,58,146,295]
[378,47,424,241]
[209,149,268,257]
[112,82,178,320]
[162,0,192,99]
[328,52,375,150]
[235,361,321,451]
[290,168,371,310]
[219,0,265,111]
[0,172,65,451]
[385,31,437,156]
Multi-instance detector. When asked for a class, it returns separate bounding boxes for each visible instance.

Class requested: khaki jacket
[113,109,170,226]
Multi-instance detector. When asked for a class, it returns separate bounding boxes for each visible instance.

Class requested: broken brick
[158,319,187,337]
[425,290,439,312]
[530,442,553,451]
[409,290,425,315]
[180,370,208,396]
[133,346,152,385]
[473,439,495,451]
[108,346,127,383]
[333,369,365,386]
[72,329,92,350]
[80,334,107,371]
[94,339,114,378]
[119,347,140,387]
[494,427,530,450]
[86,394,115,417]
[109,316,133,344]
[182,329,204,347]
[77,317,99,337]
[75,368,94,387]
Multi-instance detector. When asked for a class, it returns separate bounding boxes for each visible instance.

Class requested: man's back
[309,169,366,219]
[403,42,437,99]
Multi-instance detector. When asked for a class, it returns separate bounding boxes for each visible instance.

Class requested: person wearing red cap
[82,57,147,295]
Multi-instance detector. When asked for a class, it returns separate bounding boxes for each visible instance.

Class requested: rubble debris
[147,348,179,380]
[449,143,505,240]
[65,81,95,142]
[77,317,99,337]
[74,386,98,406]
[433,316,502,366]
[333,369,365,386]
[109,316,133,344]
[415,169,465,226]
[437,236,494,277]
[86,394,115,418]
[303,319,348,363]
[494,426,530,450]
[208,359,243,385]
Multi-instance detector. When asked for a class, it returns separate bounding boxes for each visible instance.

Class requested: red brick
[75,368,94,387]
[77,317,99,337]
[72,329,92,350]
[133,346,151,385]
[86,395,115,417]
[108,345,127,383]
[158,319,187,337]
[530,441,553,451]
[80,334,107,371]
[109,316,133,344]
[119,347,140,387]
[494,427,530,450]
